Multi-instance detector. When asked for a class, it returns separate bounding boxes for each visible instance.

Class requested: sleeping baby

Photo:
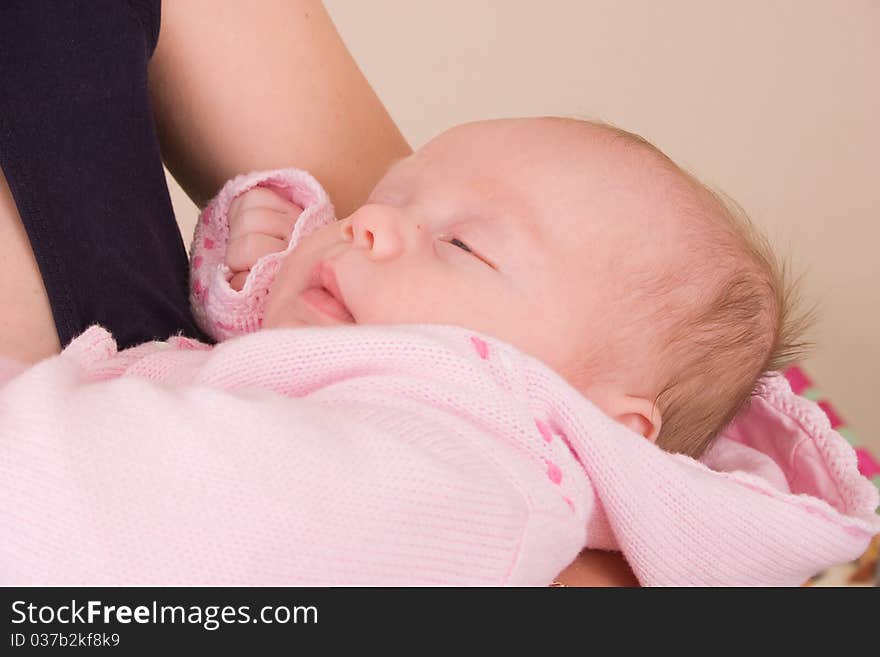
[211,117,804,458]
[2,117,878,585]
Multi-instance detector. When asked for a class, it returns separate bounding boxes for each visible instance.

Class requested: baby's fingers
[228,186,300,220]
[225,233,289,273]
[229,271,250,292]
[228,206,302,242]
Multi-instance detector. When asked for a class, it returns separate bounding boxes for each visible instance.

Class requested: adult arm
[0,171,59,362]
[148,0,411,216]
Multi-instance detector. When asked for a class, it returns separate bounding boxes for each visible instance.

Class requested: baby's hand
[225,187,303,291]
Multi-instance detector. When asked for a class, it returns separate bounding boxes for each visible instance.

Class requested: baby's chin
[262,306,357,330]
[262,316,356,330]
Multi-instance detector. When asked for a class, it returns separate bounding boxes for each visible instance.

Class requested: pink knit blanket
[0,169,877,586]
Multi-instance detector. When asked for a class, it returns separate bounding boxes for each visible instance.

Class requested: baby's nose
[341,204,404,261]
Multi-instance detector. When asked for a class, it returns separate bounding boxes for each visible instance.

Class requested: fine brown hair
[567,117,817,457]
[650,182,817,457]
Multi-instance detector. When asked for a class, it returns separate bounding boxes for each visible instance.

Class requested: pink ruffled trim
[693,371,880,534]
[752,372,879,515]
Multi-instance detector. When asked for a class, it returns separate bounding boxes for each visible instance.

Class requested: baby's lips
[307,259,355,322]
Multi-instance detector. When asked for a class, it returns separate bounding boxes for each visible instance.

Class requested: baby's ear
[614,401,662,443]
[582,384,662,442]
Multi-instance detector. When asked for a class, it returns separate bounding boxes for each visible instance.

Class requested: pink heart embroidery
[469,336,489,359]
[535,418,553,443]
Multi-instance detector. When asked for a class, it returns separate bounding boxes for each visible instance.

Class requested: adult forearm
[148,0,411,217]
[0,170,60,363]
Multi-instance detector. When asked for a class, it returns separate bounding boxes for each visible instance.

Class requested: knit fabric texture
[1,168,877,586]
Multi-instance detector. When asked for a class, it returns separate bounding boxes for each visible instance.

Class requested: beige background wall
[167,0,879,451]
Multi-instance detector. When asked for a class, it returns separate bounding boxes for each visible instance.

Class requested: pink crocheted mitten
[188,168,336,342]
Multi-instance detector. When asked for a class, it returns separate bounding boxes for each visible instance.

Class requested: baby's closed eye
[440,235,496,270]
[448,237,473,253]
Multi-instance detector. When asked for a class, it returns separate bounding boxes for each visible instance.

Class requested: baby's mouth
[302,260,356,324]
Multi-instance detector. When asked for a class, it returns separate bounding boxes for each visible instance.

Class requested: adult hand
[554,549,640,587]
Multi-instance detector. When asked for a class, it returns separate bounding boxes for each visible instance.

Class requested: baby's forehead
[393,118,700,255]
[420,118,613,170]
[421,118,676,207]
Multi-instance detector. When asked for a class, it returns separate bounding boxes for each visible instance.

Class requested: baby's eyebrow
[470,178,543,249]
[471,203,542,272]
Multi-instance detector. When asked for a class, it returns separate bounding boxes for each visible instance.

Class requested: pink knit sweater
[1,169,877,586]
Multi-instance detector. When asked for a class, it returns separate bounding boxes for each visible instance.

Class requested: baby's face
[264,118,678,386]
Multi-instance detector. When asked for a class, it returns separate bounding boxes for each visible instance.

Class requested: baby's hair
[559,117,817,457]
[650,183,816,457]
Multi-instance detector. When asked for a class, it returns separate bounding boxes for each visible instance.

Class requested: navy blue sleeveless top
[0,0,211,348]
